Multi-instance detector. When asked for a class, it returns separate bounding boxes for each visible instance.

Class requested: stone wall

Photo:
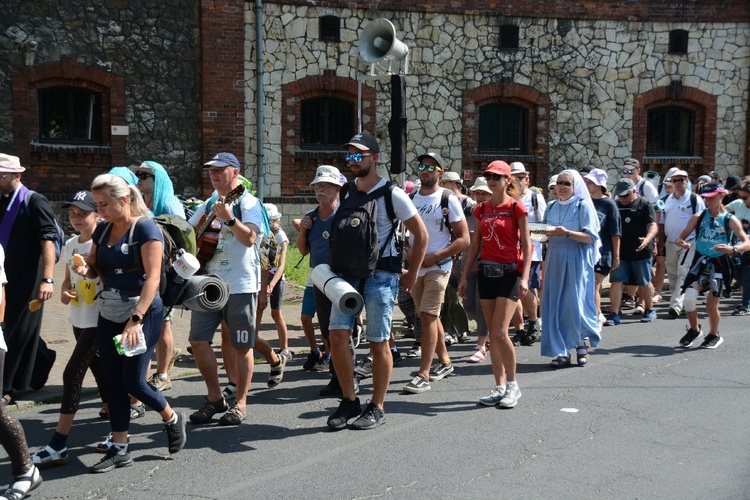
[244,4,748,222]
[0,0,203,195]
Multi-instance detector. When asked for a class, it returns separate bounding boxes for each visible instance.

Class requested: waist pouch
[376,255,403,274]
[98,290,140,323]
[479,260,518,278]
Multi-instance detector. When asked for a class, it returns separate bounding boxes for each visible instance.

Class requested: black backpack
[329,181,398,279]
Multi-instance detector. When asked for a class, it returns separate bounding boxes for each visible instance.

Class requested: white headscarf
[560,169,602,259]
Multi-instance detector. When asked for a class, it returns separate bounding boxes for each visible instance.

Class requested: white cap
[510,162,526,175]
[310,165,344,187]
[469,177,492,194]
[441,171,462,183]
[548,174,559,187]
[263,203,281,220]
[584,168,608,187]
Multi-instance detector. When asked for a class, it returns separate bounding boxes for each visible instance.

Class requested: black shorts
[595,264,611,277]
[478,270,520,301]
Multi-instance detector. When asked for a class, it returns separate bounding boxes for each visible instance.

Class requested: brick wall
[272,0,748,22]
[201,0,245,196]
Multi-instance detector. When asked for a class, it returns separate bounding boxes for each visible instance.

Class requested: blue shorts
[528,261,542,289]
[610,257,652,286]
[301,286,316,317]
[328,270,399,343]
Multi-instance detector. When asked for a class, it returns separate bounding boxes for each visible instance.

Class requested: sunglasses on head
[135,172,154,180]
[622,169,636,175]
[557,181,573,187]
[344,152,370,163]
[417,163,442,172]
[483,173,507,181]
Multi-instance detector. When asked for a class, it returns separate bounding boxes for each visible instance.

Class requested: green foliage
[283,245,310,289]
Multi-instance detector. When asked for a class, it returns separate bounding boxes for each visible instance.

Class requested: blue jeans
[329,270,399,342]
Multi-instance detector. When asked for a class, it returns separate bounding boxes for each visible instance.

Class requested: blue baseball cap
[205,152,240,169]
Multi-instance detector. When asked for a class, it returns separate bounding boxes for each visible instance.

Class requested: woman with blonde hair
[459,161,531,408]
[75,174,186,473]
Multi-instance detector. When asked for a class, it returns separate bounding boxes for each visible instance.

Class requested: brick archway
[633,82,717,178]
[463,79,550,188]
[11,56,125,194]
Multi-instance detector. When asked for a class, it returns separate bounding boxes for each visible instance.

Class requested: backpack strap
[98,217,145,276]
[531,191,538,213]
[380,181,399,260]
[690,192,698,214]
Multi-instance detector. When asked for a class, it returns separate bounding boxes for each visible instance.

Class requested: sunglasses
[344,152,371,163]
[548,185,557,189]
[135,172,154,180]
[418,163,442,172]
[623,169,637,175]
[557,181,573,187]
[671,178,687,184]
[483,173,507,181]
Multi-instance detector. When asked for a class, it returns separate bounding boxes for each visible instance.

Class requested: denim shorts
[301,286,316,317]
[610,257,652,286]
[528,261,542,289]
[328,270,399,343]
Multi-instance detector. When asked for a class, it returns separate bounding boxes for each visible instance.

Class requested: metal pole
[256,0,265,200]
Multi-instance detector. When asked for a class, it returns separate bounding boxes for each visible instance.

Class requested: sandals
[129,403,146,420]
[189,397,228,424]
[31,445,68,469]
[549,355,571,368]
[576,346,590,366]
[2,465,42,500]
[468,347,487,363]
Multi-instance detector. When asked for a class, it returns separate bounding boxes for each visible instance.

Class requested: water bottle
[113,328,147,357]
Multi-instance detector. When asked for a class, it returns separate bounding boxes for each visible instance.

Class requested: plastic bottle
[113,327,147,357]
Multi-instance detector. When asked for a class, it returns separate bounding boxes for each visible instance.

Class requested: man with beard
[326,132,427,430]
[403,152,469,394]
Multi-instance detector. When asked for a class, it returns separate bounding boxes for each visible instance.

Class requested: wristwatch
[42,278,54,284]
[733,245,739,254]
[225,218,237,227]
[131,313,142,324]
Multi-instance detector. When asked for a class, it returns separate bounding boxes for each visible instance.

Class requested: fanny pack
[479,260,518,278]
[97,290,140,323]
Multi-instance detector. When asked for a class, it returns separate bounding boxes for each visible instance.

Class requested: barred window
[300,96,355,150]
[478,102,528,154]
[647,106,694,156]
[38,86,103,145]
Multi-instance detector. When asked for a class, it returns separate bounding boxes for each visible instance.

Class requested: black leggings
[60,326,107,414]
[0,350,33,476]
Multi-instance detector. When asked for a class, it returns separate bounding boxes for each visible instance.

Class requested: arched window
[38,86,103,145]
[300,96,355,150]
[647,105,694,156]
[478,102,528,154]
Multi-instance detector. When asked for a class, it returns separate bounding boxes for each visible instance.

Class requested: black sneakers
[303,350,323,371]
[403,375,430,394]
[349,402,386,430]
[90,447,133,473]
[165,412,187,453]
[700,333,723,349]
[679,325,703,347]
[327,398,362,430]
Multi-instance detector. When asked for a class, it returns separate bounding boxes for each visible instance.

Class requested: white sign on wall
[111,126,129,136]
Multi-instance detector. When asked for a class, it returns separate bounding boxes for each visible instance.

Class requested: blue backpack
[23,190,65,263]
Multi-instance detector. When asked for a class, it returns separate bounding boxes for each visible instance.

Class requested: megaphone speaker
[359,19,409,64]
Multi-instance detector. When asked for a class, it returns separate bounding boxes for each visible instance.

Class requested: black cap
[62,190,96,211]
[342,132,379,153]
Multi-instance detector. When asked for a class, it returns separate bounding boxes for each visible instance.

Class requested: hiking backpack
[329,180,398,279]
[23,190,65,263]
[98,215,197,307]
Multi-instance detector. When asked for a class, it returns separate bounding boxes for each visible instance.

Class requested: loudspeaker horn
[359,19,409,64]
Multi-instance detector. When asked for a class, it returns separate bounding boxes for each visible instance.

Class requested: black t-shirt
[617,197,656,261]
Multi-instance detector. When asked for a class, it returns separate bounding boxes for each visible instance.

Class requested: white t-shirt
[519,190,547,261]
[61,235,102,328]
[635,178,660,204]
[727,198,750,225]
[356,177,418,259]
[410,188,465,276]
[660,191,705,243]
[190,192,263,294]
[270,228,289,276]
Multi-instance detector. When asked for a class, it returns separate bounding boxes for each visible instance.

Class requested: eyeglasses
[557,181,573,187]
[622,169,636,175]
[417,163,442,172]
[344,152,371,163]
[671,178,687,184]
[135,172,155,180]
[483,173,507,181]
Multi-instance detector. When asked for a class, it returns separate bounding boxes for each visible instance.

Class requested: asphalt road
[2,290,750,499]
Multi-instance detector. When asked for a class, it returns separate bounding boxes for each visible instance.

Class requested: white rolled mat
[310,264,364,316]
[181,274,230,312]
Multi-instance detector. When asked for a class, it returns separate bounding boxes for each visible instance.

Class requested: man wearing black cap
[326,132,428,429]
[605,178,658,326]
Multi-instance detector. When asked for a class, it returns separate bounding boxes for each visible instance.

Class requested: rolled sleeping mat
[310,263,364,316]
[181,274,230,312]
